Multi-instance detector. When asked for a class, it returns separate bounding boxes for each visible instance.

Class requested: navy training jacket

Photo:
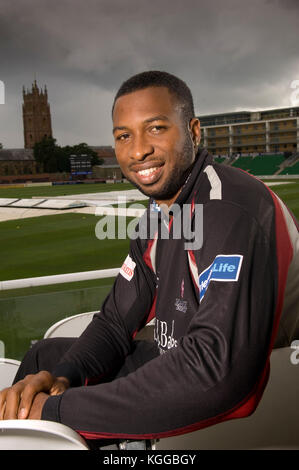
[42,148,299,440]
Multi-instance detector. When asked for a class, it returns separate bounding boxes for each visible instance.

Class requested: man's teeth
[138,167,158,176]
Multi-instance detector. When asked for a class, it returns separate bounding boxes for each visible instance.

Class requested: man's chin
[124,171,186,201]
[132,182,179,202]
[131,183,162,200]
[123,175,158,199]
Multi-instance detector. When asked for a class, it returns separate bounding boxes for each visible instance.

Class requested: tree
[34,136,60,173]
[34,137,102,173]
[0,143,3,149]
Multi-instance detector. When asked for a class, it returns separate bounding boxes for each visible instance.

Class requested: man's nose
[130,135,154,161]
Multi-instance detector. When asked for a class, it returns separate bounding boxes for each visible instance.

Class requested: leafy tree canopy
[33,137,103,173]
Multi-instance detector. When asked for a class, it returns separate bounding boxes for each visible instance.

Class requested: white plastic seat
[157,346,299,450]
[0,358,21,389]
[0,359,90,450]
[0,314,155,450]
[43,311,155,341]
[0,420,89,450]
[0,319,94,450]
[43,311,97,338]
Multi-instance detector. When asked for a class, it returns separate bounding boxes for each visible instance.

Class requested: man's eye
[116,133,129,141]
[151,125,166,133]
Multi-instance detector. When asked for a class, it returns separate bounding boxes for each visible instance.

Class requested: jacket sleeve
[42,201,283,440]
[48,236,157,387]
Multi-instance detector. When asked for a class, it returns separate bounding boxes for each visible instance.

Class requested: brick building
[0,148,36,177]
[23,80,53,149]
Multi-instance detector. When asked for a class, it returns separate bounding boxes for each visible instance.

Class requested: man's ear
[189,118,201,146]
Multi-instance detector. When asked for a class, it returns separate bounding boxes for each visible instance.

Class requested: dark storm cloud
[0,0,298,147]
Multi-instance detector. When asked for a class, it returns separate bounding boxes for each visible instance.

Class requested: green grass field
[0,176,141,359]
[266,181,299,220]
[0,212,135,359]
[1,179,297,283]
[0,178,298,360]
[0,213,131,281]
[0,279,115,360]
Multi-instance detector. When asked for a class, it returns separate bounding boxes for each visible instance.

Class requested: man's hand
[0,370,70,420]
[27,392,50,420]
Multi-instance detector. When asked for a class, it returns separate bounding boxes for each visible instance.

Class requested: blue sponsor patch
[199,254,243,302]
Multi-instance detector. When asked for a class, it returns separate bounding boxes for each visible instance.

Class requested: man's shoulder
[195,155,274,210]
[189,154,276,234]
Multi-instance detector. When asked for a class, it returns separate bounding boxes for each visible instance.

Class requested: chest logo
[175,298,188,313]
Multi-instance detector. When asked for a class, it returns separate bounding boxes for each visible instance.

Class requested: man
[0,71,299,442]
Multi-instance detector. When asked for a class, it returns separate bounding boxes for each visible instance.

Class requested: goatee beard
[125,135,195,201]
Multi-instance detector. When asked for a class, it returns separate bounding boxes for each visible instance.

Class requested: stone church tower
[22,80,53,149]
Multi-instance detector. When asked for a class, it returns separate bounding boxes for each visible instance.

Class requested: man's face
[112,86,199,204]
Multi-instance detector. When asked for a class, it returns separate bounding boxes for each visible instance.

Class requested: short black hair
[112,70,195,125]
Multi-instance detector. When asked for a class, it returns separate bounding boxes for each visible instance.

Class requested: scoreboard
[70,154,92,175]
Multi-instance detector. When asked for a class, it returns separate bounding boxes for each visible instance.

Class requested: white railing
[0,268,120,291]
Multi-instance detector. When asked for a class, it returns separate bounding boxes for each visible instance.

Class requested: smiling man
[0,71,299,446]
[112,84,199,207]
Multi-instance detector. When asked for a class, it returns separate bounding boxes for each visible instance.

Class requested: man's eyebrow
[144,115,170,124]
[113,115,170,134]
[113,125,127,134]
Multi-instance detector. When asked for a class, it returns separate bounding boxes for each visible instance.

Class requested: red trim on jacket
[143,239,155,271]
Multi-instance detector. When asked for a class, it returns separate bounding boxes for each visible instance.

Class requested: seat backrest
[157,345,299,450]
[44,311,155,340]
[43,311,97,338]
[0,358,21,389]
[0,420,89,450]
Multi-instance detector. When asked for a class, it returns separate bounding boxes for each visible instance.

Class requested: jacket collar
[173,147,209,208]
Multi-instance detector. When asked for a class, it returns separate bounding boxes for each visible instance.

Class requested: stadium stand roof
[199,106,299,127]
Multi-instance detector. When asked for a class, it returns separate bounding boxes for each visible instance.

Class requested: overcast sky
[0,0,298,148]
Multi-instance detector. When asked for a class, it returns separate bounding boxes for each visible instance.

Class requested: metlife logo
[199,254,243,302]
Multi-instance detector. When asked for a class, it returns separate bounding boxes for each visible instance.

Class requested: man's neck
[155,157,197,210]
[155,188,182,210]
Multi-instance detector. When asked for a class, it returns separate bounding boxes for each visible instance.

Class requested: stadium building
[199,106,299,157]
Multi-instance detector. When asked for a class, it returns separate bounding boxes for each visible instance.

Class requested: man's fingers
[49,377,70,396]
[3,381,24,420]
[0,388,8,420]
[17,382,40,419]
[0,371,55,420]
[17,371,54,419]
[17,383,36,419]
